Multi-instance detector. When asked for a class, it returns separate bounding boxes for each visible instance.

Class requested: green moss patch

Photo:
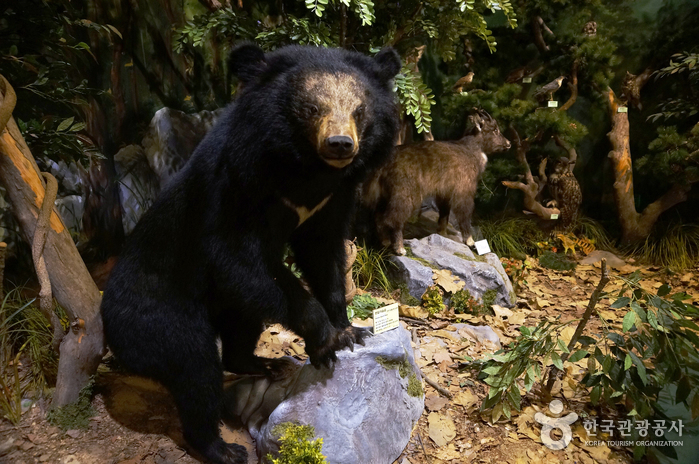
[376,354,424,398]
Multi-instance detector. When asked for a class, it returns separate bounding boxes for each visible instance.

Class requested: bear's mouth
[321,154,356,168]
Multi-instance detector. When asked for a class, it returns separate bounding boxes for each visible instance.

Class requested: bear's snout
[325,135,355,157]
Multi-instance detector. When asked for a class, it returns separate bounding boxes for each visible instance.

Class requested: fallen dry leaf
[453,389,478,408]
[431,443,461,460]
[425,394,450,412]
[432,269,465,293]
[433,351,452,364]
[399,305,429,319]
[428,412,456,447]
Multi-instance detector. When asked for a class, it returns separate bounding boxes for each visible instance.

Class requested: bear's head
[228,44,401,171]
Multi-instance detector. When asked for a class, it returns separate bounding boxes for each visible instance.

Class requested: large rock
[225,326,424,464]
[142,107,223,189]
[114,145,160,234]
[400,234,515,307]
[387,255,434,302]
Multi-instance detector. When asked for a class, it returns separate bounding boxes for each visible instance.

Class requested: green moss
[397,283,421,306]
[404,246,437,269]
[376,354,424,398]
[539,250,577,271]
[46,378,96,430]
[450,289,475,314]
[267,423,327,464]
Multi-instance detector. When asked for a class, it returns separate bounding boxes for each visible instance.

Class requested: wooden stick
[545,259,610,392]
[423,374,453,399]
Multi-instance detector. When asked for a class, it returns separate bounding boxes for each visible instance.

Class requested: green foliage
[174,7,255,52]
[395,65,436,134]
[650,52,699,122]
[636,124,699,186]
[353,243,392,294]
[584,273,699,460]
[346,293,382,320]
[450,289,476,314]
[47,378,96,430]
[421,285,445,315]
[0,0,111,164]
[462,318,577,422]
[479,217,546,258]
[267,423,327,464]
[451,288,496,316]
[626,222,699,271]
[538,250,576,271]
[501,257,532,294]
[0,287,62,424]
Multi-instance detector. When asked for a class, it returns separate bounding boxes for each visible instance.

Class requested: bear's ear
[373,48,401,83]
[229,43,267,85]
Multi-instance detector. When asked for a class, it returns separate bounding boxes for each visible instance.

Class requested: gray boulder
[225,326,424,464]
[142,107,223,189]
[401,234,515,307]
[387,255,434,303]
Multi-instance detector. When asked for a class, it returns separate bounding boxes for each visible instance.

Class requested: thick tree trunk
[0,78,105,407]
[606,88,692,244]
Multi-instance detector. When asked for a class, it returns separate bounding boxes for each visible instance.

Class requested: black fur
[100,44,400,464]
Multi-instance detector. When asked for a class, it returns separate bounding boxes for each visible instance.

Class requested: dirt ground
[1,217,697,464]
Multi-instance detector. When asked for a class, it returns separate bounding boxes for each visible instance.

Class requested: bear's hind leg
[167,356,247,464]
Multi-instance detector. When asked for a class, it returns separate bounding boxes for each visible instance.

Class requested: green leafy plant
[421,285,445,315]
[267,422,327,464]
[463,318,582,423]
[346,293,382,320]
[501,257,531,294]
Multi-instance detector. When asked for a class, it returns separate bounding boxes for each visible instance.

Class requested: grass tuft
[626,222,699,270]
[479,217,546,258]
[353,242,393,294]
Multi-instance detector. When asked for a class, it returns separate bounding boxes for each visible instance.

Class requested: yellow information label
[373,303,400,334]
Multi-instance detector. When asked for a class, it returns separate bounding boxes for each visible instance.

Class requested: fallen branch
[423,374,453,399]
[545,259,610,392]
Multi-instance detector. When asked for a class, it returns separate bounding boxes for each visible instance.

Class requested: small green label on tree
[617,106,628,113]
[522,77,532,83]
[373,303,400,334]
[548,101,559,108]
[550,214,559,220]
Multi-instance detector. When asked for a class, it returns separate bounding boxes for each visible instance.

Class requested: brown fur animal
[363,110,511,255]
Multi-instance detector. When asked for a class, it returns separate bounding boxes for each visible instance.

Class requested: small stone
[65,429,81,439]
[0,438,16,456]
[20,441,34,451]
[39,454,51,462]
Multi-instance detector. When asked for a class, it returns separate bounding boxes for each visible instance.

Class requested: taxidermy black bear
[100,43,401,464]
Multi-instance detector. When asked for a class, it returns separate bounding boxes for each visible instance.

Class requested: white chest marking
[282,195,332,227]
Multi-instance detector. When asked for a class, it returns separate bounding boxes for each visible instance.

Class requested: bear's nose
[325,136,355,157]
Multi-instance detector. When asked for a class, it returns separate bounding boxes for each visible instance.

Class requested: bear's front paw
[307,343,338,369]
[345,325,371,349]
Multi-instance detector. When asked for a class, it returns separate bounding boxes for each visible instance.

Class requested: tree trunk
[0,78,105,407]
[606,88,692,244]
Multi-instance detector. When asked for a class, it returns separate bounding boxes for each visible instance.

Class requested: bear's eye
[354,105,365,117]
[307,104,319,115]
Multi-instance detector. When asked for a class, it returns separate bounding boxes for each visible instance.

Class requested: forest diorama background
[0,1,699,462]
[1,0,698,275]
